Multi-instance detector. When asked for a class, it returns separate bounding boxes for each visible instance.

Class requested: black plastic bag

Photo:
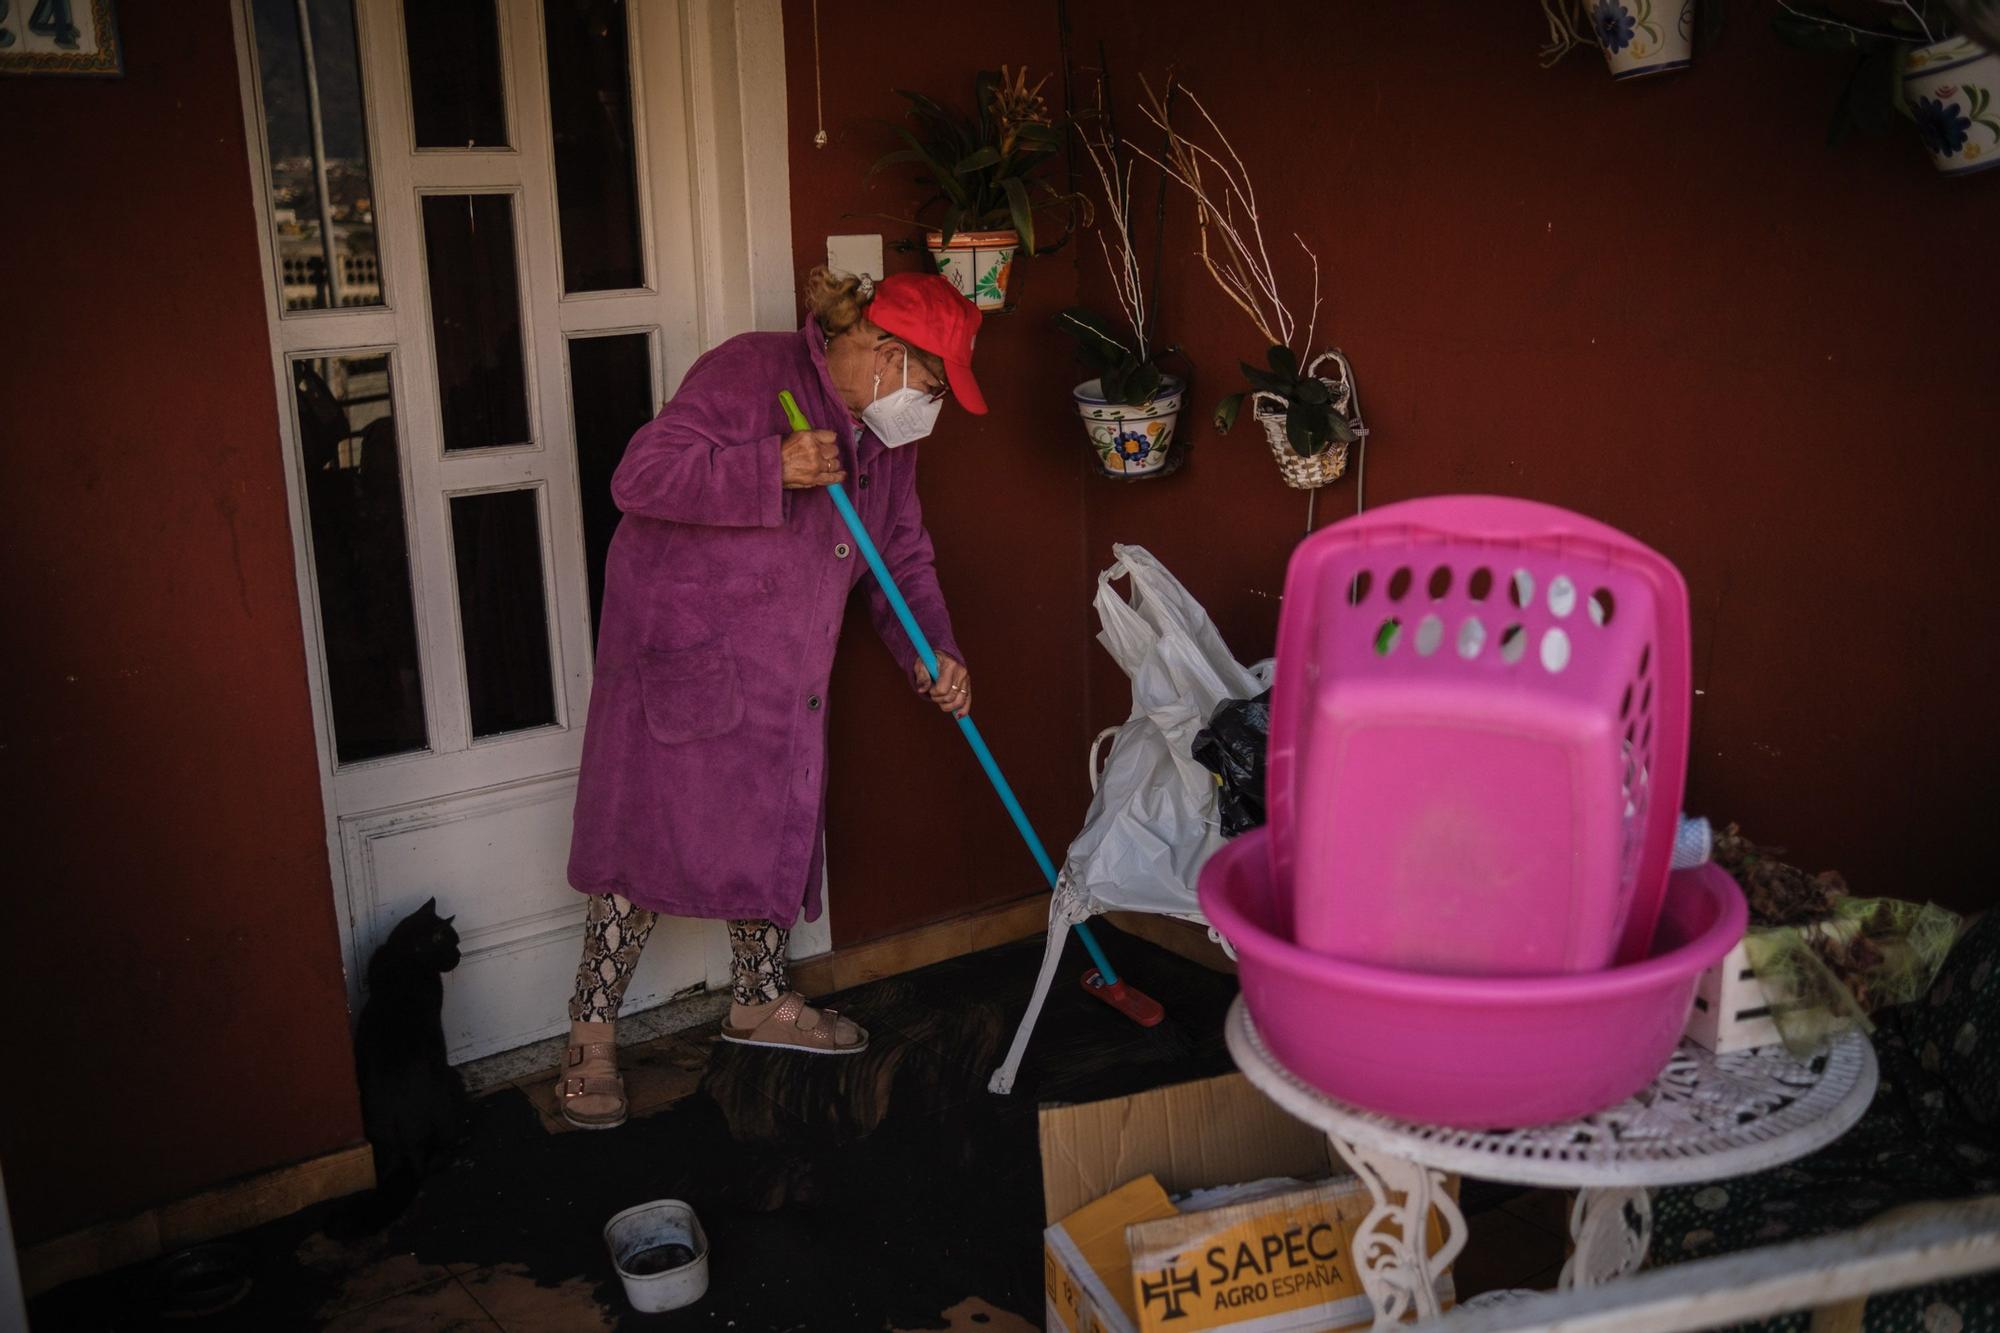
[1193,689,1271,838]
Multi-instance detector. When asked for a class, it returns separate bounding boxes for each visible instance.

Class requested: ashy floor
[28,929,1568,1330]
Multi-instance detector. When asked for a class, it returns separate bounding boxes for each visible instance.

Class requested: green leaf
[868,147,929,178]
[1286,403,1331,456]
[1266,344,1300,378]
[1125,362,1164,406]
[954,147,1002,173]
[1293,378,1330,406]
[896,89,954,119]
[1057,306,1128,349]
[1002,175,1036,253]
[1056,308,1130,367]
[894,128,970,208]
[1327,413,1358,443]
[1239,363,1293,395]
[974,70,1000,141]
[1213,393,1246,434]
[1857,48,1900,136]
[937,204,966,252]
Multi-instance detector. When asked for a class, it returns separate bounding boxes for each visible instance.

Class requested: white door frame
[228,0,816,1047]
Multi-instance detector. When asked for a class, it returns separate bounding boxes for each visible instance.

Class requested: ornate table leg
[1560,1187,1653,1288]
[1327,1133,1467,1330]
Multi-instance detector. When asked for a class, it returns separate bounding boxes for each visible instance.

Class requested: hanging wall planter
[1594,0,1696,78]
[1251,350,1366,492]
[1073,375,1185,479]
[1904,34,2000,174]
[927,228,1020,313]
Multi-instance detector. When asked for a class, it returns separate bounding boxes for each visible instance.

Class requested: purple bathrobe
[567,323,962,925]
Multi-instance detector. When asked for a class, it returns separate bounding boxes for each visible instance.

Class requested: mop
[779,391,1162,1028]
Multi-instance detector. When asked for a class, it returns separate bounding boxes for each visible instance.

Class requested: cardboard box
[1041,1073,1456,1333]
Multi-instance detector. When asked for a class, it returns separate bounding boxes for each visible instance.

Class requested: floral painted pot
[1074,376,1184,478]
[1593,0,1695,79]
[1903,36,2000,176]
[926,229,1019,313]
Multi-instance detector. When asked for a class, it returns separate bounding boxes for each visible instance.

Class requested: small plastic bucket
[604,1199,709,1313]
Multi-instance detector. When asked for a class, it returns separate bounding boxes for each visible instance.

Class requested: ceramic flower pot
[1903,36,2000,175]
[925,229,1019,312]
[1073,376,1184,478]
[1593,0,1695,79]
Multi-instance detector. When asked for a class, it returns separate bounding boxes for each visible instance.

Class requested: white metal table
[1225,999,1880,1330]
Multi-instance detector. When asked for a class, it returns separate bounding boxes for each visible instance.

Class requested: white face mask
[861,353,943,448]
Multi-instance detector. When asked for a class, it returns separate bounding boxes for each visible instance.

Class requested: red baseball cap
[868,272,987,415]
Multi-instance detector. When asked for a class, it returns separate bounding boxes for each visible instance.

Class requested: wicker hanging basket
[1253,349,1366,491]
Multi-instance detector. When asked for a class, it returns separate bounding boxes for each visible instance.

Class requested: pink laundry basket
[1266,496,1691,973]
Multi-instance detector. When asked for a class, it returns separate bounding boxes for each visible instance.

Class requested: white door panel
[234,0,807,1061]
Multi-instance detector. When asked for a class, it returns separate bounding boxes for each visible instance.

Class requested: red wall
[3,0,1990,1247]
[784,3,1098,945]
[0,7,362,1242]
[1060,2,2000,910]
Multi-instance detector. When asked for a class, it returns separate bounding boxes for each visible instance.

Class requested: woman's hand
[781,429,846,489]
[914,657,971,718]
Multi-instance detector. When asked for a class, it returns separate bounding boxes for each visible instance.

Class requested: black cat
[332,898,468,1235]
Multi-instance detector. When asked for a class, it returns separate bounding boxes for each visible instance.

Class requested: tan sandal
[720,992,869,1055]
[555,1021,627,1129]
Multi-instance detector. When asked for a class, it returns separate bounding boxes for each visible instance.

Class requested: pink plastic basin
[1199,827,1748,1128]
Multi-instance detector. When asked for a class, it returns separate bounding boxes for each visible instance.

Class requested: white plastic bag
[1063,545,1265,917]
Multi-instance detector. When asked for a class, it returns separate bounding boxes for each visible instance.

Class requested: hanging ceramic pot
[1903,35,2000,175]
[1073,376,1184,479]
[925,229,1020,312]
[1593,0,1695,79]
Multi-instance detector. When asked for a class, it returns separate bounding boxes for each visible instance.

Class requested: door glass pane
[544,0,644,291]
[421,193,532,451]
[451,489,557,737]
[404,0,509,149]
[249,0,381,311]
[567,333,655,641]
[291,353,427,762]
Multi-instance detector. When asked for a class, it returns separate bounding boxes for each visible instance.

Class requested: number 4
[29,0,82,50]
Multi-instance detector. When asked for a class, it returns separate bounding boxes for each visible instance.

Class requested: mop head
[1081,967,1165,1026]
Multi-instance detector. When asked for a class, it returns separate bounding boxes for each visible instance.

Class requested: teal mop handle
[779,392,1119,986]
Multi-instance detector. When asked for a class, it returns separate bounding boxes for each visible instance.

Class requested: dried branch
[1130,73,1319,356]
[1076,106,1149,356]
[1296,234,1321,364]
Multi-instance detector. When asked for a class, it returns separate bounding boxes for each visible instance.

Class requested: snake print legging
[568,894,791,1022]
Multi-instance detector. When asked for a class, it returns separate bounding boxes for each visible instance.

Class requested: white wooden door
[232,0,818,1061]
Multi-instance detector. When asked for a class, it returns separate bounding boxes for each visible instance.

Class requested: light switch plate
[826,234,885,292]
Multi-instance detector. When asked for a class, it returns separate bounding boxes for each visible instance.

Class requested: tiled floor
[29,928,1566,1330]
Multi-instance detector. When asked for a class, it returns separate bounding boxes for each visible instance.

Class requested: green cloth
[1741,898,1964,1057]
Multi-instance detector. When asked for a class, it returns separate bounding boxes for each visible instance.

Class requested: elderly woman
[554,268,985,1129]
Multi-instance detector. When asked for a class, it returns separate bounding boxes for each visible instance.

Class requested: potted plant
[1775,2,2000,174]
[870,66,1079,312]
[1058,69,1187,479]
[1126,77,1365,491]
[1061,309,1187,478]
[1540,0,1703,77]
